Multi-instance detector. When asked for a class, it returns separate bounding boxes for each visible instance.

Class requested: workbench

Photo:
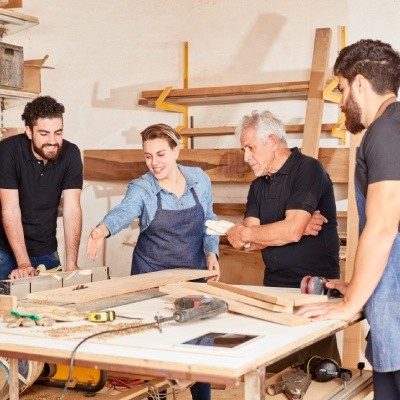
[0,288,364,400]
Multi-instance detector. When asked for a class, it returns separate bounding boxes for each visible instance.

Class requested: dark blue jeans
[373,370,400,400]
[0,250,61,280]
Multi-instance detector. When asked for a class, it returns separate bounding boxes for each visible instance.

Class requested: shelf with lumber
[0,7,39,36]
[139,81,309,107]
[180,123,336,138]
[83,147,349,184]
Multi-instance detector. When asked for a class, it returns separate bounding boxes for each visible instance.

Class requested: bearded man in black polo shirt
[0,96,82,280]
[226,109,340,368]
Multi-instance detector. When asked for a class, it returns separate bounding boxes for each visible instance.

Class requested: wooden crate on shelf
[0,41,23,88]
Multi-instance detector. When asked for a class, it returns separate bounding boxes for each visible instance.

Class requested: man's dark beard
[33,142,62,161]
[342,92,365,134]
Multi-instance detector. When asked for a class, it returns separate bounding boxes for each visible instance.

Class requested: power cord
[59,319,161,400]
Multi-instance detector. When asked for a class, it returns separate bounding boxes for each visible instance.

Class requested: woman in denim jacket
[87,123,219,400]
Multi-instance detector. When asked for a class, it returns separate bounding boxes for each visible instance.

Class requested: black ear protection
[302,356,352,383]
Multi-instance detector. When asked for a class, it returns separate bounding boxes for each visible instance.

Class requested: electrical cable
[59,319,162,400]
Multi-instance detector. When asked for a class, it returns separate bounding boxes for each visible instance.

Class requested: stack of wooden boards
[21,269,327,327]
[160,281,327,326]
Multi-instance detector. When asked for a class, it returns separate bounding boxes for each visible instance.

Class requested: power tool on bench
[155,295,228,325]
[300,275,343,298]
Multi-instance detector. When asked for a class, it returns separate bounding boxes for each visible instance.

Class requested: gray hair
[235,110,287,144]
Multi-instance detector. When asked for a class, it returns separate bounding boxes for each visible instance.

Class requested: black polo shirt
[0,134,83,256]
[245,147,340,288]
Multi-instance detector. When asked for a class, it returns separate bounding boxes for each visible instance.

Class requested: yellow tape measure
[89,310,116,323]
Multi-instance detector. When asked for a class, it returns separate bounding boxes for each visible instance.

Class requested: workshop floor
[19,383,244,399]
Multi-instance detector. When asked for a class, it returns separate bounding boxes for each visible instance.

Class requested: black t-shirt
[355,102,400,232]
[245,148,340,288]
[0,134,83,256]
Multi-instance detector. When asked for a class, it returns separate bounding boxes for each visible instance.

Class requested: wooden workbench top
[0,292,363,386]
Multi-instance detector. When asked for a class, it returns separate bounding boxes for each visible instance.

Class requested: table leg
[244,366,265,400]
[8,358,19,400]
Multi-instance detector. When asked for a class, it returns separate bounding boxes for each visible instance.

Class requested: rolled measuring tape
[89,310,116,323]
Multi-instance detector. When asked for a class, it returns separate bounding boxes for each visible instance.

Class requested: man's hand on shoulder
[303,210,327,236]
[9,263,36,280]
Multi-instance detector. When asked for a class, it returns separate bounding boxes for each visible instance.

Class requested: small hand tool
[89,310,116,323]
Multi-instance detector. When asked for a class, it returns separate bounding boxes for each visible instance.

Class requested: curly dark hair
[21,96,65,130]
[334,39,400,96]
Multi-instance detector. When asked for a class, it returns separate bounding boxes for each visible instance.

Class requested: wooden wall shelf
[139,81,309,107]
[0,87,37,100]
[179,123,336,138]
[84,147,349,184]
[0,8,39,35]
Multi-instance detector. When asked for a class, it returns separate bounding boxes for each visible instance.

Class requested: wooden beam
[214,204,348,219]
[179,123,336,137]
[84,147,349,183]
[139,81,310,107]
[342,132,364,368]
[26,269,217,304]
[209,281,327,307]
[302,28,332,159]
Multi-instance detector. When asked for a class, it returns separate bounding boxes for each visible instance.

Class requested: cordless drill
[155,295,228,324]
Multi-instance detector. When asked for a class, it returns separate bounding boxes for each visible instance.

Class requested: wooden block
[182,281,293,313]
[0,294,16,316]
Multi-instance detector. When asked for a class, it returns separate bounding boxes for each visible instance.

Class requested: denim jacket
[101,164,219,257]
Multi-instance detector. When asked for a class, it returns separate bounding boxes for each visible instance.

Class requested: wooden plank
[0,294,16,316]
[214,203,348,218]
[181,281,294,313]
[286,123,335,134]
[343,132,364,367]
[179,123,336,137]
[0,8,39,36]
[210,281,327,307]
[83,147,349,183]
[139,81,310,107]
[26,269,217,304]
[302,28,332,159]
[159,283,310,326]
[180,127,235,137]
[208,281,293,307]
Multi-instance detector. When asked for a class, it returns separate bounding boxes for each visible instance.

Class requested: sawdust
[44,321,157,339]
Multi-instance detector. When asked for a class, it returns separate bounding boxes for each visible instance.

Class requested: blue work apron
[131,187,206,275]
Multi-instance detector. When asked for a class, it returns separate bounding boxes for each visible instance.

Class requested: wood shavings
[44,321,156,339]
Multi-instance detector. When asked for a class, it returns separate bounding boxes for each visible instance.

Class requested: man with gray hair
[227,110,340,288]
[226,110,341,369]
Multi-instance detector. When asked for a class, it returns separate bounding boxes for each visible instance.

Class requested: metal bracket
[155,86,189,147]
